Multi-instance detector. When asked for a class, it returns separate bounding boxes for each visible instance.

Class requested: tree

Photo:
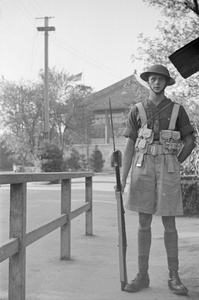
[0,79,43,164]
[40,67,94,151]
[143,0,199,18]
[0,68,94,166]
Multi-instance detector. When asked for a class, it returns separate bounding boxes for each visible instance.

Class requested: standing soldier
[121,64,195,295]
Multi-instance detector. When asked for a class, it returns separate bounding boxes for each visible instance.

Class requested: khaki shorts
[125,152,183,216]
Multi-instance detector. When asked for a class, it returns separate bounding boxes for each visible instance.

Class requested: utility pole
[37,17,55,140]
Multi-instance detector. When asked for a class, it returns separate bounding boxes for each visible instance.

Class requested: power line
[51,36,123,80]
[24,33,41,79]
[30,0,45,17]
[10,0,46,28]
[6,1,126,83]
[10,0,36,27]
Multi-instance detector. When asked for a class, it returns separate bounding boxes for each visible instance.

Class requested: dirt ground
[0,174,199,300]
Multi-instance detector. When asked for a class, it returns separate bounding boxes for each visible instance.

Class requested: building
[76,72,149,171]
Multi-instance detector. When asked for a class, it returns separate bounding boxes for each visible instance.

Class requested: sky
[0,0,163,91]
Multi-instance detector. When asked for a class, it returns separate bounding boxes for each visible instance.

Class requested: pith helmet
[140,64,175,86]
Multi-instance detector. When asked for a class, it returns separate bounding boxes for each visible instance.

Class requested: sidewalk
[0,174,199,300]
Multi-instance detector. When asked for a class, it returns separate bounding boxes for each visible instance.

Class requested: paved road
[0,174,199,300]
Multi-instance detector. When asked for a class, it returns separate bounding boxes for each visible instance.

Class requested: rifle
[109,97,128,291]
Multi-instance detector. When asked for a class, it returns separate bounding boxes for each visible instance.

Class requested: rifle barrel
[109,97,128,290]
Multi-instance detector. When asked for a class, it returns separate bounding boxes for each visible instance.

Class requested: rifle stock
[109,99,128,291]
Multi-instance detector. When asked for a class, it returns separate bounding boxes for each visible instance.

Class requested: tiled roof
[87,73,149,111]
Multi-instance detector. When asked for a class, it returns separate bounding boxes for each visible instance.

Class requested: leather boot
[168,271,188,295]
[124,272,150,293]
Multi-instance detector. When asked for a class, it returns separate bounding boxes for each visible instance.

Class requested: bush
[90,145,104,173]
[63,148,86,171]
[0,139,14,170]
[39,143,63,172]
[180,148,199,176]
[181,176,199,216]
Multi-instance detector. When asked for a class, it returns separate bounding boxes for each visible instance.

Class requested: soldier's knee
[162,216,176,233]
[139,213,152,231]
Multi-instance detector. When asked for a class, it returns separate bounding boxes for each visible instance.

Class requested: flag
[169,37,199,78]
[73,72,82,81]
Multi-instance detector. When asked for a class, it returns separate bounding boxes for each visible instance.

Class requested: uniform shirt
[123,97,194,142]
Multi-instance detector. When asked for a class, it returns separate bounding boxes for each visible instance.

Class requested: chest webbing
[136,102,180,130]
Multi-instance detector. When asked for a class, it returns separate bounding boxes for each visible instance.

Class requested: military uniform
[123,97,194,216]
[122,65,195,295]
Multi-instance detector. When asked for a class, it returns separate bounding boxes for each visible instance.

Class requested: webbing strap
[168,104,180,130]
[136,102,147,127]
[136,102,179,130]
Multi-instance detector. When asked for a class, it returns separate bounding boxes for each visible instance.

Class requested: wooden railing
[0,172,94,300]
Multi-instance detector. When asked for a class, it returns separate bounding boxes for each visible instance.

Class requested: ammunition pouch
[134,103,182,171]
[135,127,154,154]
[134,129,182,171]
[159,130,182,155]
[135,129,182,156]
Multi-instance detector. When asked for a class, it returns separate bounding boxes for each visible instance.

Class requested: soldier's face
[148,74,167,93]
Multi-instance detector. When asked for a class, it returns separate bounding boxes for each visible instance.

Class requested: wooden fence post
[85,176,93,235]
[60,179,71,260]
[9,183,27,300]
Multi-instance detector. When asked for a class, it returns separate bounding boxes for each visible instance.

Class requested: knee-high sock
[138,228,151,273]
[164,231,179,271]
